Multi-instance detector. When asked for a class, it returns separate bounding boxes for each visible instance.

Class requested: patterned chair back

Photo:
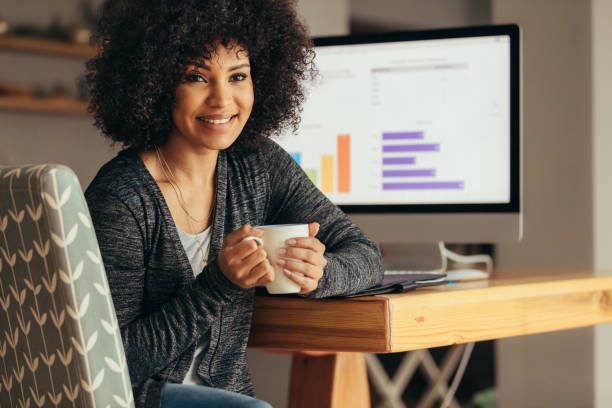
[0,165,133,407]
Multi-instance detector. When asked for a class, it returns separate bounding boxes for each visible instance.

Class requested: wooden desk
[248,271,612,407]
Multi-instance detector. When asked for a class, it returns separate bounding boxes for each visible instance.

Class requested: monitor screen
[276,25,520,224]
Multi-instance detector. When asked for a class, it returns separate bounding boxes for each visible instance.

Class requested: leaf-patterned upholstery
[0,165,134,408]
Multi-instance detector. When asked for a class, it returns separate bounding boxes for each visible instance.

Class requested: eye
[184,72,207,83]
[230,73,248,82]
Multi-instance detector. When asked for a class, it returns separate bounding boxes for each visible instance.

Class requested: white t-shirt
[176,225,212,385]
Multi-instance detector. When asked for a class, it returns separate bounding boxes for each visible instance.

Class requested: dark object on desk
[254,273,447,297]
[345,273,447,297]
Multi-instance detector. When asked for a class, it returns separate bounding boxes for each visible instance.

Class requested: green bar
[305,168,318,187]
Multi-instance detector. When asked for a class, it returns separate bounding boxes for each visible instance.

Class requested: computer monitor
[276,25,522,246]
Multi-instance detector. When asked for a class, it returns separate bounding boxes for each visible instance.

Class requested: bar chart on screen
[288,133,351,194]
[276,38,511,206]
[380,131,464,192]
[280,122,476,205]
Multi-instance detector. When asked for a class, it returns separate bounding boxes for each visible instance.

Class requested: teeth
[199,117,232,124]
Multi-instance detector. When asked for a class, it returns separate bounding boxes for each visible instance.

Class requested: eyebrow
[193,63,251,71]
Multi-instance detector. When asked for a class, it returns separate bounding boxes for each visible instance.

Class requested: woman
[84,0,384,407]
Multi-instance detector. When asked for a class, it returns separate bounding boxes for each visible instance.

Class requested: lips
[196,114,237,130]
[197,114,236,124]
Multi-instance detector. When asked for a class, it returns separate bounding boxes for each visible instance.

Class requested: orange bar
[337,134,351,193]
[321,155,333,193]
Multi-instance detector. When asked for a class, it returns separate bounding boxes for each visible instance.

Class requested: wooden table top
[248,271,612,353]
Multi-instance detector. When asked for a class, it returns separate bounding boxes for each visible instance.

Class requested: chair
[0,164,134,407]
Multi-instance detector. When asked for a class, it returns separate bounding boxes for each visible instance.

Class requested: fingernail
[283,269,292,276]
[286,239,296,245]
[278,248,287,255]
[277,259,286,266]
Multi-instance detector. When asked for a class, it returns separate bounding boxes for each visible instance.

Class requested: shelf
[0,96,89,115]
[0,35,97,58]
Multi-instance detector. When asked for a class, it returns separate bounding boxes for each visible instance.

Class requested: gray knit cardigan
[85,140,384,407]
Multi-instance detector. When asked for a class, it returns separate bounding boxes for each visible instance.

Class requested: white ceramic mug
[243,223,309,294]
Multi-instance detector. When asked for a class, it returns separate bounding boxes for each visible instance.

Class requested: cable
[439,241,448,272]
[384,242,492,276]
[382,243,488,407]
[440,242,493,275]
[440,341,476,408]
[436,243,489,407]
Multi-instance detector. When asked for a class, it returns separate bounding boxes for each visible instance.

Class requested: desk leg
[288,352,370,408]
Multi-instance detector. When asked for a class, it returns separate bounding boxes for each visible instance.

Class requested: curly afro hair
[84,0,316,151]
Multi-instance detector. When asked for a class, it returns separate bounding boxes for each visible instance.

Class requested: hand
[277,222,327,294]
[218,225,275,289]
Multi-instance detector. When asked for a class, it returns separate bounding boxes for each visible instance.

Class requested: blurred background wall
[1,0,611,407]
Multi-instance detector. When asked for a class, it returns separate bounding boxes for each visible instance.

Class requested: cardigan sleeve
[263,141,384,298]
[85,188,244,385]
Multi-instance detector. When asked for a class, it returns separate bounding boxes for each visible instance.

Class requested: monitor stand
[380,242,444,273]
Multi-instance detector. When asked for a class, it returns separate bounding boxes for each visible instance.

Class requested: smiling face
[169,43,254,151]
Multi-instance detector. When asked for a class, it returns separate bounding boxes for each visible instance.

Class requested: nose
[206,81,232,108]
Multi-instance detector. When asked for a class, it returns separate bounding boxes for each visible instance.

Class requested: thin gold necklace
[155,146,216,267]
[155,147,209,223]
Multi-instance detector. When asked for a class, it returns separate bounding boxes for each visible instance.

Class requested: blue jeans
[161,383,272,408]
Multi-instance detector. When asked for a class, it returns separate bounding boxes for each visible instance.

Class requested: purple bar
[383,182,464,190]
[383,131,424,140]
[382,157,416,165]
[383,144,439,153]
[383,169,435,177]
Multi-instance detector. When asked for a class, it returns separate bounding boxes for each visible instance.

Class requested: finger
[240,246,268,272]
[222,240,260,267]
[251,260,275,286]
[278,247,327,268]
[231,239,264,261]
[286,236,325,253]
[308,222,320,237]
[277,258,323,280]
[282,269,318,294]
[222,242,264,275]
[223,224,264,247]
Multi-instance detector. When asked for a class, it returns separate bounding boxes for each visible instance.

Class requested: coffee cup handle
[242,236,264,246]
